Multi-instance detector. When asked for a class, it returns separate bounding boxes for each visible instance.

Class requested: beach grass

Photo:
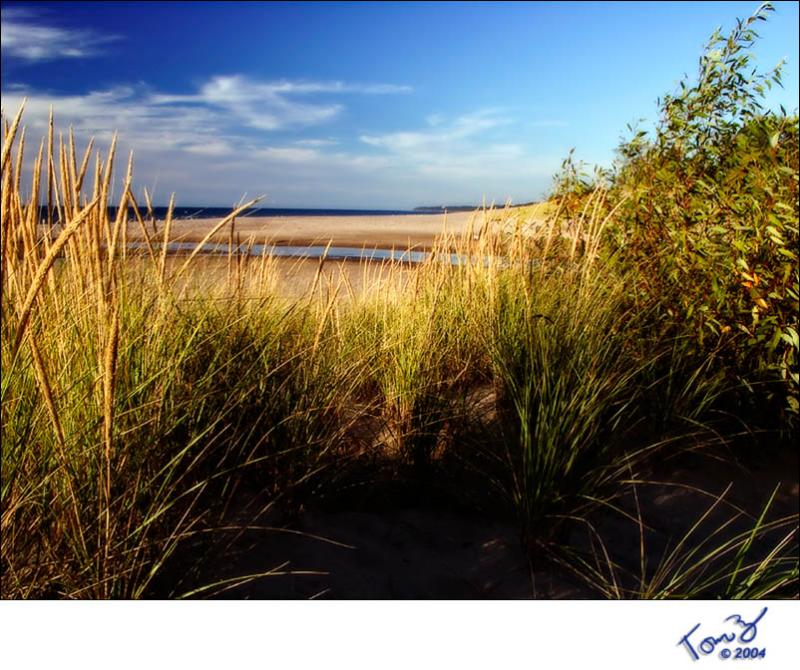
[2,110,795,598]
[1,4,798,598]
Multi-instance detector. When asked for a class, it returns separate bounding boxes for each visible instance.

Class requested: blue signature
[678,607,768,661]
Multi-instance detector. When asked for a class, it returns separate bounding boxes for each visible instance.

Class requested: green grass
[557,481,799,599]
[2,4,798,600]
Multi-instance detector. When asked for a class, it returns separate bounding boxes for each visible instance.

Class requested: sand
[155,254,413,300]
[131,210,485,250]
[170,444,798,598]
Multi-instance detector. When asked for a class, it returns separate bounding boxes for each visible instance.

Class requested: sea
[40,206,422,220]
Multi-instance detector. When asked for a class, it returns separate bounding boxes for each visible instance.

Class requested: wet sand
[131,209,485,250]
[154,254,413,300]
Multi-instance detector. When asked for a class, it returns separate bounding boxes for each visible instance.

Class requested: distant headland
[413,201,538,213]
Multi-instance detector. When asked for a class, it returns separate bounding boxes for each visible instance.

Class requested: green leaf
[781,327,799,350]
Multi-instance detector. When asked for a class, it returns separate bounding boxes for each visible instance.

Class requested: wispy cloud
[0,82,554,207]
[361,109,509,152]
[1,74,411,149]
[0,7,120,62]
[151,75,410,131]
[0,77,417,205]
[358,110,553,181]
[1,85,226,151]
[152,76,342,130]
[293,138,340,148]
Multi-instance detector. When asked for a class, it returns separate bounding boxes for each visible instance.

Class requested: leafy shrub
[555,3,799,423]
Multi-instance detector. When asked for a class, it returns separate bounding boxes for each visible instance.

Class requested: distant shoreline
[413,201,540,213]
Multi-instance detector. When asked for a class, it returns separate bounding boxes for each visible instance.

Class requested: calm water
[125,241,470,265]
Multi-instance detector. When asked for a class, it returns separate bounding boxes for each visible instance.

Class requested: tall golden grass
[2,105,796,599]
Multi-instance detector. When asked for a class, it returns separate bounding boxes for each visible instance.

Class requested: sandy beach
[133,209,484,250]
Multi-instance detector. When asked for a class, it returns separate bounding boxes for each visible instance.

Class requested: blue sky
[2,1,798,208]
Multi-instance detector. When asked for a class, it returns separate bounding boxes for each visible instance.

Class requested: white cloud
[1,74,410,150]
[361,109,509,151]
[1,82,556,207]
[183,140,236,156]
[426,113,445,127]
[293,138,339,148]
[257,81,412,95]
[255,145,389,170]
[152,75,411,131]
[0,78,412,205]
[353,111,563,204]
[1,85,228,152]
[0,8,120,62]
[358,110,556,183]
[153,76,342,130]
[0,11,564,206]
